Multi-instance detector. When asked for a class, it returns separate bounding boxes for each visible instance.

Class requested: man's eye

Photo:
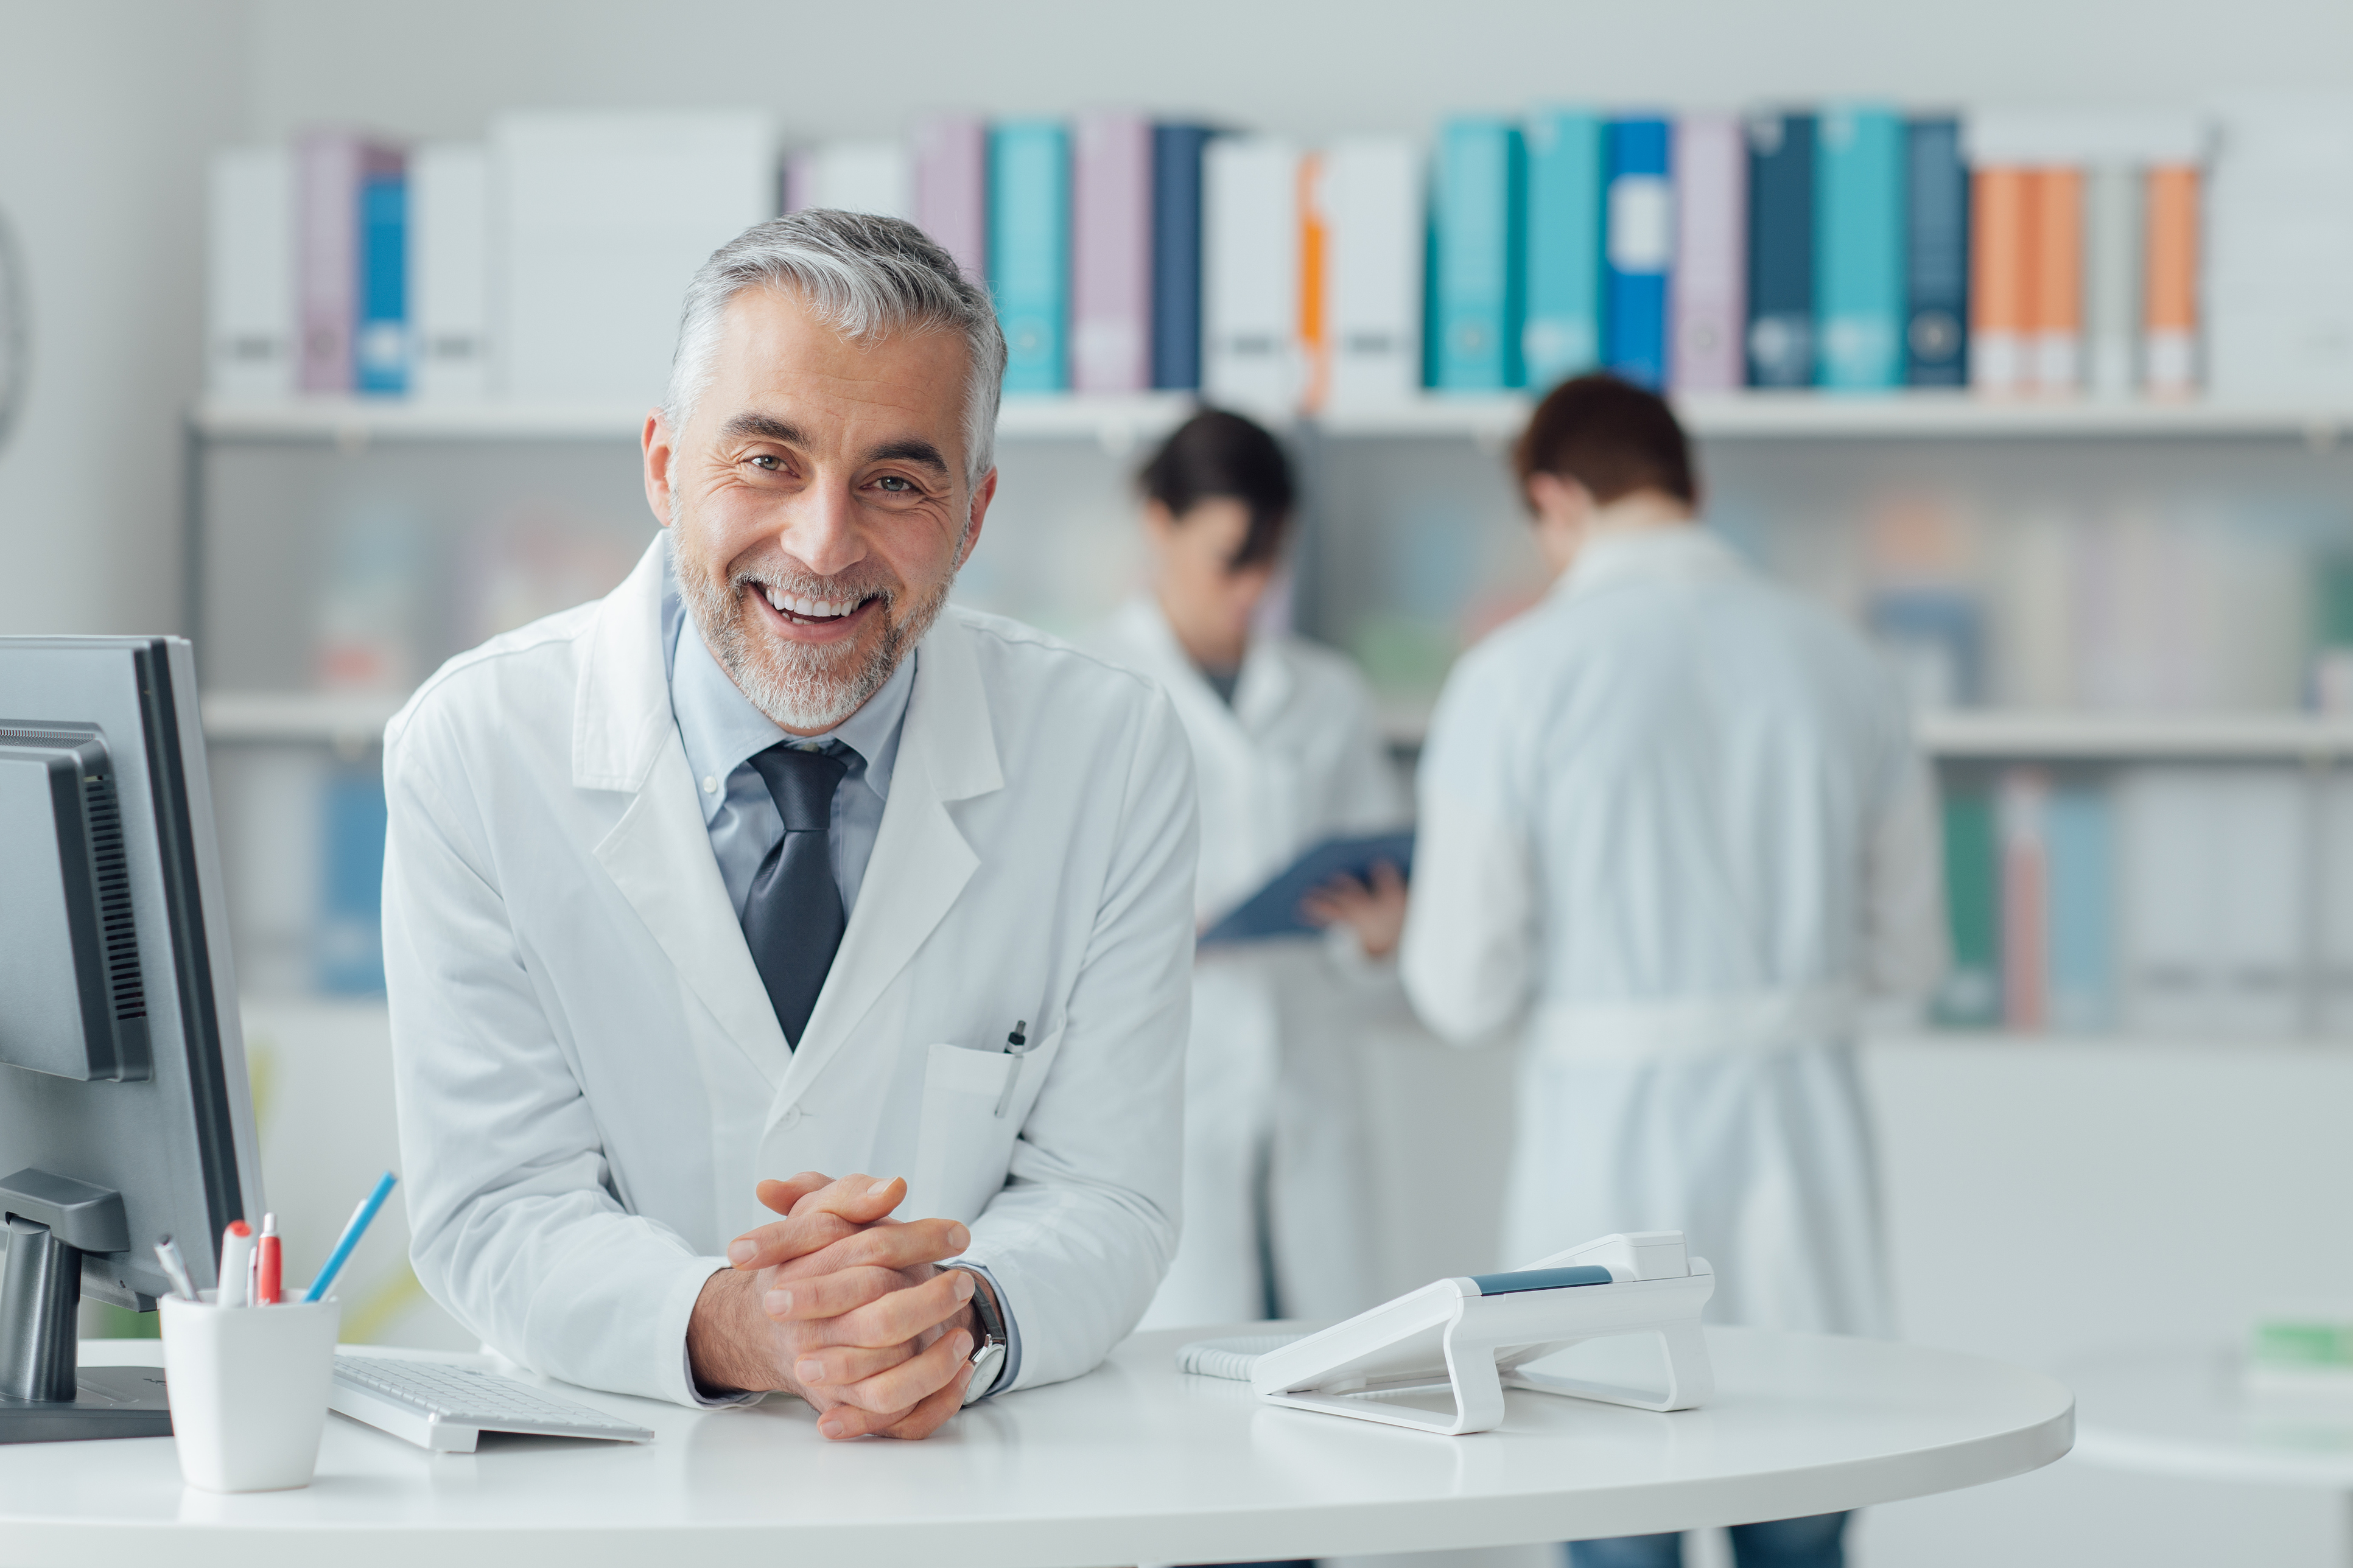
[877,475,913,492]
[750,454,780,471]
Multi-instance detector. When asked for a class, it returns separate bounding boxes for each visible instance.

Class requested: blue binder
[1151,124,1212,391]
[1745,113,1815,388]
[1523,108,1604,392]
[2046,786,2114,1032]
[1905,117,1969,387]
[1200,831,1415,946]
[355,170,408,396]
[318,770,389,994]
[1603,117,1671,391]
[989,121,1070,394]
[1432,118,1524,391]
[1814,104,1907,390]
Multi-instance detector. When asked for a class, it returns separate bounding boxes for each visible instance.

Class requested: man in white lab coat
[382,213,1195,1441]
[1084,410,1412,1329]
[1399,376,1944,1568]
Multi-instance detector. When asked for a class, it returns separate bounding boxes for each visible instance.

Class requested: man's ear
[956,467,999,569]
[642,410,678,530]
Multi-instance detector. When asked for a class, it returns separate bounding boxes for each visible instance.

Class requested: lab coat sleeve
[382,710,732,1409]
[1397,653,1537,1046]
[1862,744,1949,1005]
[956,686,1197,1392]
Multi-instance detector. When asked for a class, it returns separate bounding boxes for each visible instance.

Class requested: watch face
[963,1341,1008,1406]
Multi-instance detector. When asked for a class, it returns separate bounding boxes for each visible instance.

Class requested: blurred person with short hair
[1400,375,1946,1568]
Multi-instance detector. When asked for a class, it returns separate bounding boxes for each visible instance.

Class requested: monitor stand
[0,1174,171,1443]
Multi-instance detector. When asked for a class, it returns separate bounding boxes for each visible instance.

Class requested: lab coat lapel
[577,537,793,1089]
[773,611,1002,1116]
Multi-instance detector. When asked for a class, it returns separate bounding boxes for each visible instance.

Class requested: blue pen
[306,1171,397,1303]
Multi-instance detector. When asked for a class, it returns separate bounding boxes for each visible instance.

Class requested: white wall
[0,1,244,637]
[238,0,2353,143]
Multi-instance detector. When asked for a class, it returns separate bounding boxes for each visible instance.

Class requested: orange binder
[1297,153,1330,415]
[2030,168,2085,394]
[1970,167,2035,394]
[2144,166,2200,397]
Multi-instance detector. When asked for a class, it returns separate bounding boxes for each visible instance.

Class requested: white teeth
[765,587,787,612]
[759,586,864,620]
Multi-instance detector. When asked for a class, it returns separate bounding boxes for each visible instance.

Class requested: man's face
[644,287,996,735]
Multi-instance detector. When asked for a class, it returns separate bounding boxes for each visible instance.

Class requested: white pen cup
[158,1295,341,1493]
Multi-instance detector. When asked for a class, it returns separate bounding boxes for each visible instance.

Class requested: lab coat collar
[575,534,1003,1102]
[1559,524,1746,601]
[1112,595,1294,733]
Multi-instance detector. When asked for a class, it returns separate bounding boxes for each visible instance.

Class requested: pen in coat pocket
[994,1020,1036,1118]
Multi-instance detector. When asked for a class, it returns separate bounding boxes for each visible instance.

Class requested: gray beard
[677,543,955,732]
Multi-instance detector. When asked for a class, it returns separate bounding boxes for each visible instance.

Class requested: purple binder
[297,130,400,394]
[1672,114,1748,393]
[1071,111,1153,394]
[915,115,987,284]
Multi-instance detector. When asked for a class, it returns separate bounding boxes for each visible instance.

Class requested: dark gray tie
[741,743,849,1048]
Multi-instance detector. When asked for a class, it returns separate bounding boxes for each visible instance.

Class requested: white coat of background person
[382,214,1196,1443]
[1400,376,1947,1343]
[1082,410,1412,1329]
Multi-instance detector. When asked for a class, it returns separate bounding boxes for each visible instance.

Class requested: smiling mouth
[748,581,882,628]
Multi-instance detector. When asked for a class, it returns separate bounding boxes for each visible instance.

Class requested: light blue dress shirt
[659,558,1020,1399]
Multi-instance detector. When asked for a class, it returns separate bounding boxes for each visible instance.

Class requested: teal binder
[1814,104,1907,390]
[1523,108,1603,392]
[1432,117,1524,391]
[989,121,1070,393]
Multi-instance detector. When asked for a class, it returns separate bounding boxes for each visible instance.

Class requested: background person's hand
[1299,859,1409,959]
[687,1173,983,1440]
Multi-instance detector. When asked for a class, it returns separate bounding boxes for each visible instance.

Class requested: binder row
[208,108,2213,410]
[1939,764,2353,1040]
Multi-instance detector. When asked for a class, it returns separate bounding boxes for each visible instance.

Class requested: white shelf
[191,391,1201,449]
[194,392,2353,447]
[200,690,404,746]
[1322,392,2353,441]
[1916,710,2353,760]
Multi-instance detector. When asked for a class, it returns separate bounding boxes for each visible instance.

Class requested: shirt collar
[1557,524,1746,601]
[662,544,916,811]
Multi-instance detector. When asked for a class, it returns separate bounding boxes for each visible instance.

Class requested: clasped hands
[687,1171,986,1440]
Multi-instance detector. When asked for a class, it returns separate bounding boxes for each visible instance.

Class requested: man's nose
[774,477,864,579]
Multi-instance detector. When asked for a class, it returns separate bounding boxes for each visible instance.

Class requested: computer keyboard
[330,1353,655,1452]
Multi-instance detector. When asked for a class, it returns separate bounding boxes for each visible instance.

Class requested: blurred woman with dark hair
[1085,408,1409,1331]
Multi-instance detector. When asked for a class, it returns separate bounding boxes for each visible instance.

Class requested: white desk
[0,1327,2071,1568]
[2069,1350,2353,1488]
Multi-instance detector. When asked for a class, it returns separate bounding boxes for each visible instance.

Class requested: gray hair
[664,210,1008,489]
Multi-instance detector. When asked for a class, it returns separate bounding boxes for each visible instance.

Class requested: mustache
[729,558,900,607]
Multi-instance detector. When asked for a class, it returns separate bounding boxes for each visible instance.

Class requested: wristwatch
[955,1266,1008,1405]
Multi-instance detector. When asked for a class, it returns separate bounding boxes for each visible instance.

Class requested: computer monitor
[0,636,263,1442]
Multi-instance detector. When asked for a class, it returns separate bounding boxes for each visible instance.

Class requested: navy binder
[1152,124,1212,391]
[1745,112,1816,388]
[1905,117,1970,387]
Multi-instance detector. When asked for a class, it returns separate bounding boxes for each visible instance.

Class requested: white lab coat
[382,538,1197,1407]
[1399,528,1944,1337]
[1084,598,1411,1328]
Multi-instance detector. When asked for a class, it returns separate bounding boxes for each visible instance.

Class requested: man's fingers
[755,1174,835,1217]
[768,1216,972,1281]
[788,1173,905,1225]
[760,1262,911,1322]
[815,1359,973,1441]
[800,1267,973,1353]
[818,1328,973,1422]
[1371,860,1407,895]
[724,1209,860,1270]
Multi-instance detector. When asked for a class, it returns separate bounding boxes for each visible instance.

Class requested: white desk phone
[1182,1232,1714,1436]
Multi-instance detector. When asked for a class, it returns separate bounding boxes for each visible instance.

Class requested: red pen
[255,1213,281,1306]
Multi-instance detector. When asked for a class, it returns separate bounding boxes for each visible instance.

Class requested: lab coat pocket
[905,1043,1023,1226]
